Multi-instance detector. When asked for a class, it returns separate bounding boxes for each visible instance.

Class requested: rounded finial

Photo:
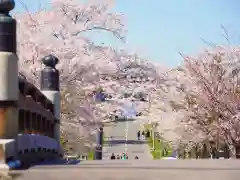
[0,0,15,14]
[42,55,59,68]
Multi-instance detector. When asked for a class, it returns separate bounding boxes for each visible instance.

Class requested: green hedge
[88,151,94,160]
[144,124,172,159]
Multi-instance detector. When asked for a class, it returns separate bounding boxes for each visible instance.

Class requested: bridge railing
[0,1,62,167]
[16,73,61,165]
[18,76,56,137]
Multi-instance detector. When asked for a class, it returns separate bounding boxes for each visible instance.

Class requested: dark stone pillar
[40,55,59,91]
[94,127,103,160]
[40,55,60,143]
[0,1,20,164]
[0,0,18,139]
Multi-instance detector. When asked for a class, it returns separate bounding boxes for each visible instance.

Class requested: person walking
[121,153,128,160]
[137,130,141,140]
[141,131,145,140]
[109,136,113,147]
[121,153,125,160]
[146,130,150,138]
[110,153,116,160]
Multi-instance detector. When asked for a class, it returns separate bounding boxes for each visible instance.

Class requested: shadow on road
[114,118,136,123]
[104,140,147,146]
[30,159,81,168]
[105,136,125,139]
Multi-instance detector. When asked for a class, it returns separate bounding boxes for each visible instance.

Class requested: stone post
[40,55,60,146]
[94,127,103,160]
[0,0,19,166]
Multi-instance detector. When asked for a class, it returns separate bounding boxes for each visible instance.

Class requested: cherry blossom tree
[181,46,240,157]
[16,0,126,83]
[17,0,238,159]
[147,45,240,158]
[142,68,201,150]
[15,0,127,153]
[16,0,163,154]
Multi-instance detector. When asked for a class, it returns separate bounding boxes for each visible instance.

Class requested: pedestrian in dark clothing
[110,153,116,160]
[141,131,145,140]
[117,155,120,159]
[109,136,113,147]
[137,131,141,140]
[146,130,150,138]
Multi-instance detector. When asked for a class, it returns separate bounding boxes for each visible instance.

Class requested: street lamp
[152,122,158,151]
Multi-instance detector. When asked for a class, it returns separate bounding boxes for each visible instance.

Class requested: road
[102,118,152,160]
[9,122,240,180]
[11,160,240,180]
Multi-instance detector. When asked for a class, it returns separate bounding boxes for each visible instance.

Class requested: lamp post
[152,122,158,151]
[94,127,103,160]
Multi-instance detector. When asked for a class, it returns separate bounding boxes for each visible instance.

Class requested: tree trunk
[223,144,230,159]
[211,147,217,159]
[235,145,240,159]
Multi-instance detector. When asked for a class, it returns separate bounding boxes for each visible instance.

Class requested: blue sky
[15,0,240,67]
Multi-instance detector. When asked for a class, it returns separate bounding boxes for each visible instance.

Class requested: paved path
[12,160,240,180]
[103,119,152,160]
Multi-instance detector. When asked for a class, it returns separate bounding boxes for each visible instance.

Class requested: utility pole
[152,123,158,151]
[152,128,155,151]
